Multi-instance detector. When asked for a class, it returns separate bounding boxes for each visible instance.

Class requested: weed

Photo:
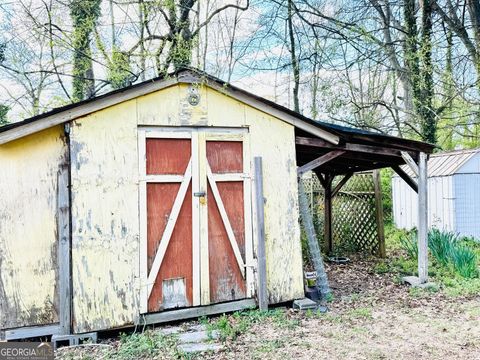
[400,231,418,259]
[347,307,373,320]
[207,308,296,342]
[256,339,285,353]
[348,293,361,302]
[441,277,480,297]
[112,331,180,359]
[384,223,411,252]
[373,261,390,274]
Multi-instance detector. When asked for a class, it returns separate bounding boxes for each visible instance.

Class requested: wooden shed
[0,69,434,340]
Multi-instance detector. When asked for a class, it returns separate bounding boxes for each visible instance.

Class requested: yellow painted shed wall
[70,100,140,333]
[69,82,303,332]
[0,126,65,329]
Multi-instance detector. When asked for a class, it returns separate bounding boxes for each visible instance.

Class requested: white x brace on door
[138,127,255,314]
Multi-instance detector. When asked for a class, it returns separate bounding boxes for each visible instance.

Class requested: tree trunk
[287,0,300,113]
[70,0,101,101]
[419,0,436,143]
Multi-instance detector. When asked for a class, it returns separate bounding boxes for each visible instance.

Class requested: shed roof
[0,68,434,157]
[397,148,480,178]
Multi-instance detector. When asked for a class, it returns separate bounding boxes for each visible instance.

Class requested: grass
[346,307,373,320]
[109,330,182,359]
[206,308,300,342]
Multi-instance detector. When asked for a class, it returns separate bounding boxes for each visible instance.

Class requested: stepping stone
[187,324,207,332]
[158,326,182,335]
[178,342,224,354]
[178,330,219,343]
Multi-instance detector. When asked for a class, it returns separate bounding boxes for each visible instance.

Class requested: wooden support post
[417,152,428,283]
[323,174,333,255]
[254,157,268,311]
[298,178,331,299]
[373,170,386,258]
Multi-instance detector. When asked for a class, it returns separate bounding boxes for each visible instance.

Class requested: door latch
[194,191,207,205]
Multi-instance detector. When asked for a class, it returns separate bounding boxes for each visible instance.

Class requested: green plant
[451,244,478,278]
[400,231,418,259]
[347,307,373,320]
[113,331,178,359]
[400,228,479,279]
[373,261,389,274]
[428,228,456,266]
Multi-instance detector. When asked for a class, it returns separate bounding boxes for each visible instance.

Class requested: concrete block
[293,298,318,310]
[178,330,219,344]
[402,276,436,289]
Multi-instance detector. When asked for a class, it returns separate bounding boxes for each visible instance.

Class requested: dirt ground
[215,258,480,360]
[57,256,480,360]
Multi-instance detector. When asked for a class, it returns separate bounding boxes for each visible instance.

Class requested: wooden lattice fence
[302,171,383,255]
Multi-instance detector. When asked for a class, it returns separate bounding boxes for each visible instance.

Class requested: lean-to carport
[295,123,435,284]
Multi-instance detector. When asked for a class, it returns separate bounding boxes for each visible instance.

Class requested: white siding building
[392,149,480,239]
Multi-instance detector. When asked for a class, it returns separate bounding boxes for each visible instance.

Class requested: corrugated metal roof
[399,148,480,178]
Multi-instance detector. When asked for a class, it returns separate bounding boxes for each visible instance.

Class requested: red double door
[139,130,253,313]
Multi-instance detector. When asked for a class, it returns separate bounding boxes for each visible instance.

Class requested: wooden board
[206,141,243,173]
[206,140,246,303]
[146,139,193,311]
[147,138,191,175]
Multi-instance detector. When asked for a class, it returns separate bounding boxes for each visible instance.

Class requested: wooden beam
[296,136,406,158]
[417,152,428,283]
[392,165,418,193]
[324,174,334,254]
[331,172,353,198]
[4,324,62,341]
[254,157,268,311]
[401,151,419,176]
[137,299,257,326]
[297,150,345,174]
[314,171,327,188]
[373,170,386,258]
[339,133,434,154]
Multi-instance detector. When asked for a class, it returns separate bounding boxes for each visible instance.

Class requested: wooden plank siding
[69,100,140,333]
[0,126,66,329]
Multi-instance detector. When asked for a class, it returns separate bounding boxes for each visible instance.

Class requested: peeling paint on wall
[0,126,65,329]
[70,100,140,333]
